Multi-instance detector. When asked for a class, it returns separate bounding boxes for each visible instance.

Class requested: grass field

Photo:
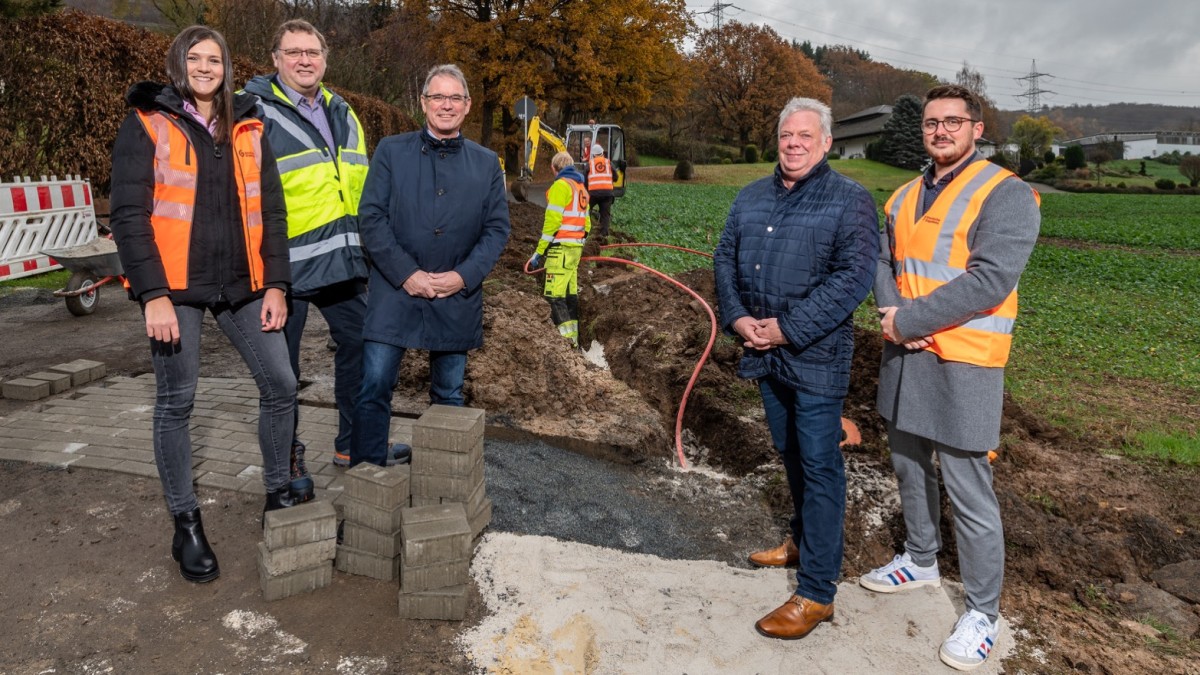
[612,158,1200,458]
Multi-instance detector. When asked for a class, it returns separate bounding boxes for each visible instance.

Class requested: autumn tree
[432,0,692,153]
[1179,154,1200,187]
[694,21,830,149]
[955,60,1001,142]
[1009,115,1062,164]
[876,94,926,170]
[817,45,936,118]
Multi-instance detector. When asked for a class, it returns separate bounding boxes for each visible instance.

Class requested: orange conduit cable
[522,249,716,470]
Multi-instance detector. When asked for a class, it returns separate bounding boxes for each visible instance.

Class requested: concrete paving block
[343,463,410,510]
[342,521,403,559]
[338,494,405,533]
[469,497,493,538]
[401,503,471,567]
[410,495,440,508]
[335,544,400,582]
[263,500,337,551]
[399,557,470,594]
[411,443,483,477]
[410,458,483,500]
[257,539,337,576]
[397,584,467,621]
[2,378,51,401]
[257,556,332,601]
[72,359,107,381]
[25,371,73,395]
[48,361,93,387]
[413,406,484,453]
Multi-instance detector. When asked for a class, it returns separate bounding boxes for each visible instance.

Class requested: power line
[1015,60,1055,113]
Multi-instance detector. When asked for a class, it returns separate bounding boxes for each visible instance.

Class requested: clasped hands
[403,270,465,299]
[733,316,787,351]
[877,306,932,350]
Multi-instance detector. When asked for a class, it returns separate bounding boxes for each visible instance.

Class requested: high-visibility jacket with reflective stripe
[134,110,267,291]
[245,76,369,293]
[538,177,590,254]
[587,156,614,192]
[885,160,1040,367]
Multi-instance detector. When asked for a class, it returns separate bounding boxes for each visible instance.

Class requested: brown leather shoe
[754,595,834,640]
[748,538,799,568]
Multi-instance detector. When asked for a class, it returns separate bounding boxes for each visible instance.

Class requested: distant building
[1058,131,1200,159]
[832,105,891,159]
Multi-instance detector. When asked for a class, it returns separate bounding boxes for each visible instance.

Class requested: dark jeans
[590,195,614,242]
[758,377,846,605]
[151,299,296,515]
[352,340,466,467]
[284,280,367,455]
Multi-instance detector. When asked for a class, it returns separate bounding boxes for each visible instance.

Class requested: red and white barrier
[0,175,98,282]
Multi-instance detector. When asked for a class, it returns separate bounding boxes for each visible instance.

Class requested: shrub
[1043,150,1056,165]
[762,148,777,163]
[1027,163,1063,182]
[1064,144,1086,170]
[742,144,759,163]
[673,160,695,181]
[987,151,1014,170]
[1155,178,1176,190]
[827,152,841,160]
[1117,182,1126,188]
[721,157,732,165]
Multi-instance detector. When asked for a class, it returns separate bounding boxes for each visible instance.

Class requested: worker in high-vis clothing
[527,151,591,347]
[585,143,615,244]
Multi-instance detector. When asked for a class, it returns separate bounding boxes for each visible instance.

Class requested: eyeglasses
[922,117,977,133]
[423,94,469,106]
[277,48,325,61]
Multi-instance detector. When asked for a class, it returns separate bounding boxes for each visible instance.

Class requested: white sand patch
[461,532,1012,674]
[221,609,307,662]
[0,499,20,517]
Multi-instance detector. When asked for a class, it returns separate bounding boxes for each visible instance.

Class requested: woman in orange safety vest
[109,26,293,585]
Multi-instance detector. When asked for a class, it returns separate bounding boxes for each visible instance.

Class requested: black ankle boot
[172,508,220,583]
[263,487,297,526]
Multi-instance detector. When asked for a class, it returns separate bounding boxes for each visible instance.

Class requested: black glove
[527,253,545,271]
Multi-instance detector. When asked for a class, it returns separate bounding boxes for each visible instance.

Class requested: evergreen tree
[1064,144,1086,170]
[878,94,926,170]
[1,0,61,18]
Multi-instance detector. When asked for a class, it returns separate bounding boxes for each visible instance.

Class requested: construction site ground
[1,200,1198,673]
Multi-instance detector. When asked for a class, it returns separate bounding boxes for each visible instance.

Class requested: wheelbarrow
[41,237,126,316]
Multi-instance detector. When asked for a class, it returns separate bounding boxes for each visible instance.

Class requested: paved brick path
[0,374,414,499]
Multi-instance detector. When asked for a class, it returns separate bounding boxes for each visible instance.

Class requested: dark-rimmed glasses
[922,117,977,134]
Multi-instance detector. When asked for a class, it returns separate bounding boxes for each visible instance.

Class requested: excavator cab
[565,124,626,198]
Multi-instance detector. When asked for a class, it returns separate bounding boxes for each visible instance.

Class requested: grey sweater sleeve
[892,178,1041,341]
[872,217,905,308]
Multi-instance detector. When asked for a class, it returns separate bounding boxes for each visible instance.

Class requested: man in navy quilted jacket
[713,97,878,640]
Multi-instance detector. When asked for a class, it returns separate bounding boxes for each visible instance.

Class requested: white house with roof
[833,105,998,159]
[1058,131,1200,159]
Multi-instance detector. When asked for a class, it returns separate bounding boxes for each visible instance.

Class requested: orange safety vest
[132,110,267,291]
[884,159,1040,367]
[544,178,590,245]
[587,156,614,192]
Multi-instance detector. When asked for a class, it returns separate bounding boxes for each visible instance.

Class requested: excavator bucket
[507,178,549,208]
[510,179,530,202]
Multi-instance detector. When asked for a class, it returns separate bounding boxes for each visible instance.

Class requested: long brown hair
[164,25,236,144]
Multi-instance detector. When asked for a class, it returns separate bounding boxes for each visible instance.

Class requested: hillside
[997,102,1200,138]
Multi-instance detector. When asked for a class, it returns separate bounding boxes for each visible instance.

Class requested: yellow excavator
[509,108,626,205]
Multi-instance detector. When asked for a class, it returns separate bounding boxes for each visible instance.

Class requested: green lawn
[610,160,1200,458]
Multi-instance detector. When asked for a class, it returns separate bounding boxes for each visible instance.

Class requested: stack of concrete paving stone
[409,405,492,538]
[1,359,105,401]
[335,463,410,581]
[397,502,472,620]
[258,500,337,601]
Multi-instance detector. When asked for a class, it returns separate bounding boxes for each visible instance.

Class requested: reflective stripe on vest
[545,178,590,245]
[884,160,1040,367]
[134,111,267,291]
[588,156,613,192]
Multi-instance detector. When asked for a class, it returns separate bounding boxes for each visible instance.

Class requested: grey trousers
[888,422,1004,622]
[151,299,296,515]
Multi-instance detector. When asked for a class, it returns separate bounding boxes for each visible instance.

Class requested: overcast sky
[686,0,1200,110]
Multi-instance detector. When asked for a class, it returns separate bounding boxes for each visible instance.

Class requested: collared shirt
[180,99,216,137]
[276,77,336,156]
[920,151,981,217]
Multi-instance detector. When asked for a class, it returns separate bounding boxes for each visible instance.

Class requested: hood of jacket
[556,166,586,184]
[124,81,259,122]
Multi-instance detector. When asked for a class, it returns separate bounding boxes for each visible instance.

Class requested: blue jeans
[284,280,367,455]
[353,340,466,467]
[759,377,846,605]
[151,300,296,515]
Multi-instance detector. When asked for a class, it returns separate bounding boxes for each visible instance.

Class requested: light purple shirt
[276,78,336,158]
[180,99,217,137]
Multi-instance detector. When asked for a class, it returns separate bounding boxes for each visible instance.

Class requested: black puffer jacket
[110,82,289,307]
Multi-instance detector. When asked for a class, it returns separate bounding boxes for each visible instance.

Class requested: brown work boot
[754,595,834,640]
[748,538,799,568]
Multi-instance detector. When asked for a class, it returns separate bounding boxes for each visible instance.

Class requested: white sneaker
[939,609,999,671]
[858,552,941,593]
